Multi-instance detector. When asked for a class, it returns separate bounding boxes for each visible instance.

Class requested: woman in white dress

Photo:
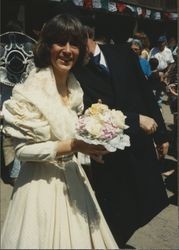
[1,14,119,249]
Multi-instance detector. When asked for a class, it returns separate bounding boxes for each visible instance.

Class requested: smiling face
[33,14,86,69]
[50,41,79,74]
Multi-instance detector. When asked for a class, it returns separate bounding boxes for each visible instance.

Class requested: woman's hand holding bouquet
[71,139,108,163]
[75,101,130,164]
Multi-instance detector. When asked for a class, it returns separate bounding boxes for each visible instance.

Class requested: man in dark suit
[73,27,169,248]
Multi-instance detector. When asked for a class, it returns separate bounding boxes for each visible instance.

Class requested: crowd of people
[127,31,177,161]
[128,33,177,107]
[0,13,177,249]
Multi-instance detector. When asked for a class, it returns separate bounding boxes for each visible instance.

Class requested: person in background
[167,45,178,86]
[148,57,166,107]
[167,82,177,159]
[134,31,150,60]
[73,25,169,248]
[148,35,175,83]
[130,39,151,78]
[168,36,177,53]
[1,14,119,249]
[165,46,178,159]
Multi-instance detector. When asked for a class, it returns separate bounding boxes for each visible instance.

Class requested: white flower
[86,120,102,137]
[111,110,128,129]
[76,102,130,152]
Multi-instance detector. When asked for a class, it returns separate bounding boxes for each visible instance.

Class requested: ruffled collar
[12,67,84,140]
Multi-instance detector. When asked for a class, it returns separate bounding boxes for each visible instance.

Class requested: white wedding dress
[1,67,119,249]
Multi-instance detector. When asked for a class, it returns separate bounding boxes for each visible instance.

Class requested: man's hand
[155,142,169,159]
[139,115,158,134]
[91,154,104,164]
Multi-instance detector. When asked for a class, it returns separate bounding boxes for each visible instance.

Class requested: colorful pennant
[71,0,177,21]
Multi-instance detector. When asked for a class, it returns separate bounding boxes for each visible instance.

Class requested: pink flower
[76,102,130,151]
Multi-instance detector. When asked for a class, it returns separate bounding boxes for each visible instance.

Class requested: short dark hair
[83,25,95,40]
[149,58,159,70]
[33,14,87,68]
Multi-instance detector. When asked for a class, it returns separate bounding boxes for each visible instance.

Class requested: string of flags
[71,0,177,21]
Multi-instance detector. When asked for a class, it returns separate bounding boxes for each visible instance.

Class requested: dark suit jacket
[73,43,169,246]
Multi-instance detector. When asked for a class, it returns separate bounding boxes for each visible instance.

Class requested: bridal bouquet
[76,101,130,152]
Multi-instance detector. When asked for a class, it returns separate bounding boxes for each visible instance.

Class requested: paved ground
[0,96,178,249]
[127,97,178,249]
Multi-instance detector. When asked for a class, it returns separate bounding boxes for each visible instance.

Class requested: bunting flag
[108,2,117,12]
[163,12,178,21]
[116,2,126,12]
[71,0,177,21]
[73,0,83,7]
[83,0,93,8]
[100,0,109,10]
[151,11,161,20]
[92,0,102,9]
[145,9,152,19]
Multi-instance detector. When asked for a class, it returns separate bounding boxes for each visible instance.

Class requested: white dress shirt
[94,43,109,70]
[149,46,174,71]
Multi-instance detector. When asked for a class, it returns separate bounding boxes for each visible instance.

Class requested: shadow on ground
[160,157,177,206]
[165,169,177,206]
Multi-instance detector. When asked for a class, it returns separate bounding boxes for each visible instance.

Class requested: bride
[1,14,119,249]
